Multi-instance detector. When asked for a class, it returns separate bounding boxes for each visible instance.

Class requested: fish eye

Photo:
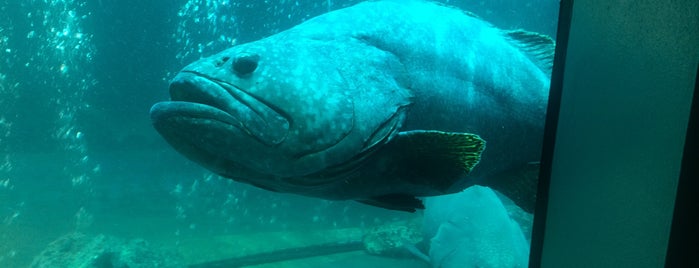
[232,54,260,76]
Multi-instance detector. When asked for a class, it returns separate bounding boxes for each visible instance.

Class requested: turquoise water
[0,0,557,266]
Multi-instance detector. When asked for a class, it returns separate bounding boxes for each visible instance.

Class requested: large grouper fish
[150,0,554,212]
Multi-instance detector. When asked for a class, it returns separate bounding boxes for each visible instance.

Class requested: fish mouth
[151,71,290,146]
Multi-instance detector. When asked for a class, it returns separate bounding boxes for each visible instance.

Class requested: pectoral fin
[379,130,486,192]
[356,130,485,212]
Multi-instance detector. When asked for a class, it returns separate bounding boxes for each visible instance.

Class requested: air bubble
[0,179,10,188]
[59,63,68,74]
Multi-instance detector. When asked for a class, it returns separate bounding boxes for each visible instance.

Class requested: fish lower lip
[167,72,289,145]
[150,101,239,126]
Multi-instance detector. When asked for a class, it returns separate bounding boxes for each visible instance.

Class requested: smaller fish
[422,186,530,267]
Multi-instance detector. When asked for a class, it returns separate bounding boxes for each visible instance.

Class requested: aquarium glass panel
[0,1,559,266]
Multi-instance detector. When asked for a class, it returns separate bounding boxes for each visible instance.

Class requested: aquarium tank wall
[1,0,695,267]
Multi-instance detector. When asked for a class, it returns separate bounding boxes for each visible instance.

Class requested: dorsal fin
[505,30,556,74]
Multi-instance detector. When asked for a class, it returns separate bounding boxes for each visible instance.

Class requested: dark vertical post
[665,64,699,268]
[528,1,574,267]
